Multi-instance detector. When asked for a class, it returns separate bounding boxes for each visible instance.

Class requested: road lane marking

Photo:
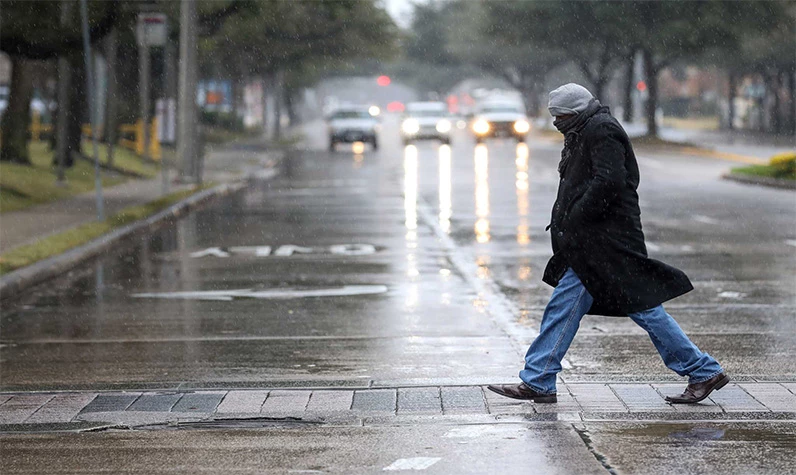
[639,157,665,169]
[646,242,661,252]
[132,285,388,301]
[190,247,230,258]
[383,458,441,471]
[694,215,720,225]
[443,425,523,438]
[786,240,796,247]
[415,200,567,367]
[718,291,746,299]
[190,244,377,258]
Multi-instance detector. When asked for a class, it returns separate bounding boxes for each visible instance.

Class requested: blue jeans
[520,268,723,394]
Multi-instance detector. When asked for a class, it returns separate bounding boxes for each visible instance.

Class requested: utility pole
[161,39,176,194]
[104,27,118,167]
[138,38,151,164]
[177,0,198,183]
[137,12,168,192]
[79,0,104,221]
[56,0,72,184]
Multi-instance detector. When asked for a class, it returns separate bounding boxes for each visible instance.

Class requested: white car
[470,101,530,143]
[327,106,379,151]
[400,101,453,145]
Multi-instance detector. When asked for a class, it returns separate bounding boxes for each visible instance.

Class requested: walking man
[488,84,728,404]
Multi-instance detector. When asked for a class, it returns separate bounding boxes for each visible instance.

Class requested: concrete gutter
[0,169,276,302]
[722,172,796,191]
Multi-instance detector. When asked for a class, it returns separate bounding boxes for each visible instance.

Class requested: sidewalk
[1,382,794,431]
[0,175,186,253]
[532,118,795,160]
[620,122,795,160]
[0,136,275,254]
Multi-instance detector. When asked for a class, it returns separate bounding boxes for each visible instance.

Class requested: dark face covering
[554,99,602,135]
[554,99,602,176]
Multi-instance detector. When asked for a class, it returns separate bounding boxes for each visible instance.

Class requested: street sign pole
[79,0,104,221]
[177,0,198,184]
[137,12,168,193]
[138,43,151,165]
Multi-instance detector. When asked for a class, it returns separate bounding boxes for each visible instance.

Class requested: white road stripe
[694,215,720,225]
[383,458,441,471]
[417,201,547,359]
[785,240,796,247]
[639,157,664,169]
[646,242,661,252]
[133,285,388,301]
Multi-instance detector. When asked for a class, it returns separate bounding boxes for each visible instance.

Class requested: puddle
[135,417,323,431]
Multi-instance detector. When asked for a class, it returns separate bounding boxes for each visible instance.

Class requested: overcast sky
[384,0,423,29]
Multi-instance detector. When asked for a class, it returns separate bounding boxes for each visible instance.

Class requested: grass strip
[0,184,213,275]
[80,141,165,179]
[0,142,126,213]
[731,164,796,181]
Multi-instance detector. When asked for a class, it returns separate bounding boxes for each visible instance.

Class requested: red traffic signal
[636,81,647,92]
[377,75,391,87]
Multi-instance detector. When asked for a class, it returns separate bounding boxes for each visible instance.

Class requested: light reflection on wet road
[1,116,794,391]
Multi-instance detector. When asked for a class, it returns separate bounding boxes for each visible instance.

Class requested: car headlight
[402,119,420,135]
[436,120,452,133]
[513,120,530,134]
[472,119,490,135]
[368,105,380,117]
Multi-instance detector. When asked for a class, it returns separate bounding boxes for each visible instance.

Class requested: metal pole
[161,38,176,194]
[139,43,150,164]
[79,0,104,221]
[104,27,118,167]
[56,1,72,184]
[177,0,197,183]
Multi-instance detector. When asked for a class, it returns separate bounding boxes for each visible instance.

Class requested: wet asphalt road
[2,115,793,389]
[1,115,795,473]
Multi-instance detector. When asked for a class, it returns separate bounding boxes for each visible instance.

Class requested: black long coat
[543,107,693,316]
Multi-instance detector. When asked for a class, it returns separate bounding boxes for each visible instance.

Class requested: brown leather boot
[666,373,730,404]
[487,383,557,403]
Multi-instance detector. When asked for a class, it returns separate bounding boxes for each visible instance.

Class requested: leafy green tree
[0,0,117,165]
[485,1,634,104]
[206,0,397,134]
[450,0,564,115]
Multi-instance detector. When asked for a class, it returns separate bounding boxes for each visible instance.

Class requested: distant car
[400,101,453,145]
[326,106,379,151]
[470,101,530,143]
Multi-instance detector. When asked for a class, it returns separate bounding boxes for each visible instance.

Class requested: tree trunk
[55,54,71,179]
[727,70,737,131]
[0,56,35,164]
[273,69,283,140]
[623,50,635,122]
[260,74,271,137]
[284,87,296,127]
[64,53,85,166]
[104,27,118,166]
[771,72,782,134]
[789,68,796,136]
[642,48,659,137]
[593,78,606,105]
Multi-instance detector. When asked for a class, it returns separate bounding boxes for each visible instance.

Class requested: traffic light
[377,75,391,87]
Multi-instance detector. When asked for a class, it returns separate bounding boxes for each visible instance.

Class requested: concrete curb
[722,172,796,190]
[0,178,258,302]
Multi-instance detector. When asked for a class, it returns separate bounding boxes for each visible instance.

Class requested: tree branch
[1,3,119,59]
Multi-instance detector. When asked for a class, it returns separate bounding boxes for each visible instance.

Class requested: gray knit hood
[548,83,594,117]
